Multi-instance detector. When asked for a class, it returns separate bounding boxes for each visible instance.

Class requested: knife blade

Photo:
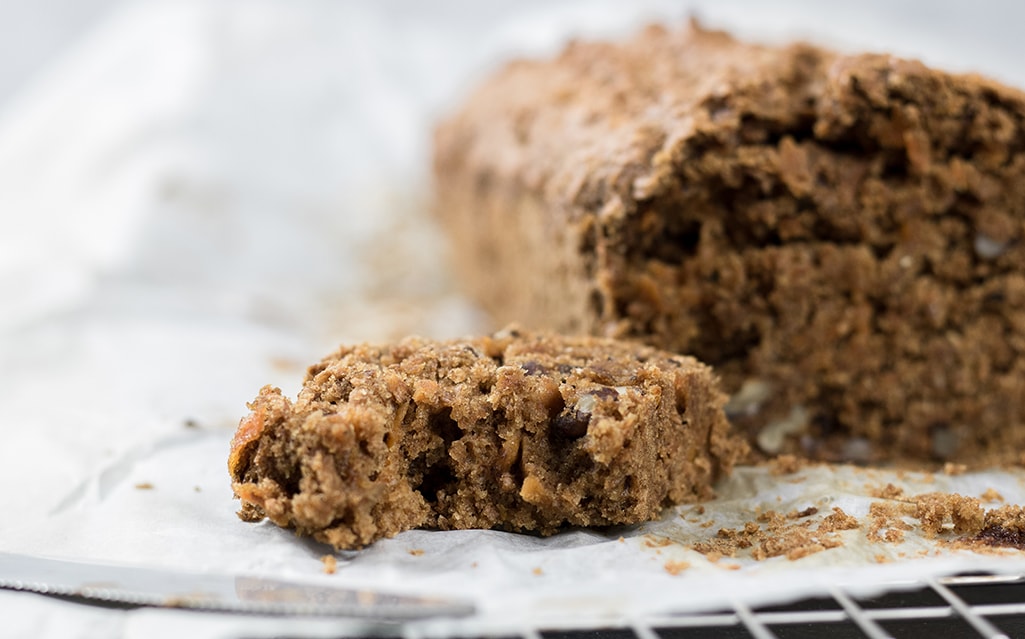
[0,551,474,619]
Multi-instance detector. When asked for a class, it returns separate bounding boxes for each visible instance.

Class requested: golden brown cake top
[434,20,1025,218]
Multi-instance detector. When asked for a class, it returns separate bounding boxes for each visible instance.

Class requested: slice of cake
[433,20,1025,464]
[229,328,744,549]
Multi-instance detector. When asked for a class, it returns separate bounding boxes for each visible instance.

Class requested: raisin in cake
[229,328,743,549]
[433,21,1025,464]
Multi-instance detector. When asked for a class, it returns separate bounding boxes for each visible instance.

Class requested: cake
[433,21,1025,464]
[229,328,744,549]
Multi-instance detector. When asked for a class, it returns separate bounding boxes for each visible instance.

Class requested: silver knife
[0,551,474,619]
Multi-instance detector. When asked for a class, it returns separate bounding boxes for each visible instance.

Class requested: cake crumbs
[532,567,543,576]
[767,454,804,476]
[643,535,674,548]
[408,549,424,556]
[818,507,859,532]
[874,554,890,564]
[321,555,337,574]
[788,506,819,519]
[980,488,1005,503]
[867,482,905,500]
[692,508,849,562]
[943,462,968,476]
[134,482,154,490]
[664,560,690,575]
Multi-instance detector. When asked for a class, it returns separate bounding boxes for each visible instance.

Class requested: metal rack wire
[527,575,1025,639]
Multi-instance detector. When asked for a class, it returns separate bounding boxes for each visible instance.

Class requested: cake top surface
[434,20,1025,217]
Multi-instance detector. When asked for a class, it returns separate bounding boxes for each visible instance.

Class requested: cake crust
[229,328,744,549]
[433,21,1025,464]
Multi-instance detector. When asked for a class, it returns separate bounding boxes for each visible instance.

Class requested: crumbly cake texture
[229,329,744,549]
[433,21,1025,464]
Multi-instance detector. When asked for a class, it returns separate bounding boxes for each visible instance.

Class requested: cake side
[229,329,744,549]
[433,22,1025,464]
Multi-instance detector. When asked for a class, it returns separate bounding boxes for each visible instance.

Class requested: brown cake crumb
[981,488,1005,503]
[788,506,819,519]
[943,463,968,476]
[691,507,851,562]
[866,502,913,543]
[819,507,860,532]
[912,493,985,537]
[664,560,691,575]
[532,567,544,576]
[229,328,744,549]
[972,505,1025,549]
[321,555,337,574]
[768,454,804,476]
[134,482,154,490]
[867,483,905,500]
[644,535,674,548]
[408,549,424,556]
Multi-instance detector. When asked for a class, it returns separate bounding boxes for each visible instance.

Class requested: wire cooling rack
[250,573,1025,639]
[524,574,1025,639]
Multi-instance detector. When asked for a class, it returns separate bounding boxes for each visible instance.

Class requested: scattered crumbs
[664,560,690,576]
[867,501,914,543]
[981,488,1005,503]
[818,507,859,532]
[408,549,424,556]
[471,562,479,568]
[922,472,936,483]
[693,505,706,515]
[618,536,625,543]
[692,509,844,562]
[968,505,1025,550]
[943,462,968,476]
[768,454,804,476]
[193,486,202,493]
[898,552,907,558]
[134,482,154,490]
[700,520,716,528]
[722,563,742,571]
[643,535,674,548]
[532,567,543,576]
[776,495,782,502]
[183,418,199,429]
[704,551,724,563]
[913,493,984,537]
[896,469,908,481]
[874,554,890,564]
[867,482,905,500]
[321,555,337,574]
[787,506,819,519]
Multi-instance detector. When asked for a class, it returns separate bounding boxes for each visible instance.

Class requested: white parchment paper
[5,2,1025,638]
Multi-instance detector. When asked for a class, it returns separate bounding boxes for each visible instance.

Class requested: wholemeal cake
[433,21,1025,464]
[229,328,744,549]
